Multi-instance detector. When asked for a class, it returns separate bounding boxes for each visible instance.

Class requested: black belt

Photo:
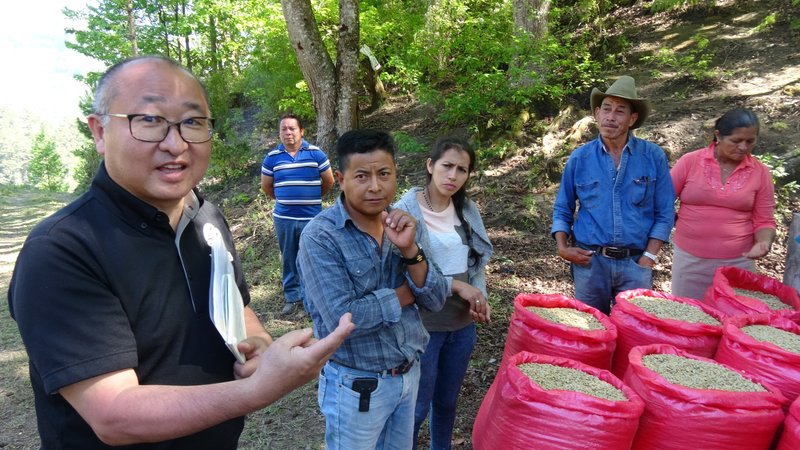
[380,359,415,376]
[331,359,415,377]
[577,242,643,260]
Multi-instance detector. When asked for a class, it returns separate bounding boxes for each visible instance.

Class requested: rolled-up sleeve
[403,258,446,312]
[752,165,777,232]
[551,157,577,237]
[299,230,402,338]
[649,150,676,242]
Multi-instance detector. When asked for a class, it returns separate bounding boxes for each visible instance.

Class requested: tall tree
[512,0,551,86]
[127,0,139,55]
[281,0,360,152]
[28,130,68,192]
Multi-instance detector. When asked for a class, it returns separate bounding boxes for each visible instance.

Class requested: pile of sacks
[473,266,800,450]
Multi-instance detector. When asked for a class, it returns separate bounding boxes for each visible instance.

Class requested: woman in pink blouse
[670,108,776,299]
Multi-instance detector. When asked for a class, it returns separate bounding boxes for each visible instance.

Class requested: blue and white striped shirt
[261,140,331,220]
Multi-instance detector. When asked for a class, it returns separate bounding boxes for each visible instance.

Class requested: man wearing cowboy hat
[550,75,675,314]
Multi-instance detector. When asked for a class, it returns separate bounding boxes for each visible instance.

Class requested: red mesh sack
[501,293,617,370]
[625,344,787,450]
[703,266,800,317]
[473,352,645,450]
[777,397,800,450]
[715,313,800,406]
[610,289,725,378]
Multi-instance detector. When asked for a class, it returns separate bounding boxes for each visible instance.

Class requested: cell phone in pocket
[352,377,378,412]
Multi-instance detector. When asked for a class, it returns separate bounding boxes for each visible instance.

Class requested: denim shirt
[551,133,675,249]
[297,194,447,372]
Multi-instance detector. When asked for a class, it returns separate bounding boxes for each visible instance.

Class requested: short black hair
[280,113,303,130]
[335,129,396,172]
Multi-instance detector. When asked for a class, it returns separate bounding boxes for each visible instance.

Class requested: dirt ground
[1,1,799,449]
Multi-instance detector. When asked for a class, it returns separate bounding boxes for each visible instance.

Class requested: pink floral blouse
[670,143,776,259]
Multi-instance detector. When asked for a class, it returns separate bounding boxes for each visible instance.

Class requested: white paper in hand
[204,223,247,363]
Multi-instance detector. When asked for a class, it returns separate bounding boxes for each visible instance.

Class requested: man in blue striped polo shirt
[261,114,335,316]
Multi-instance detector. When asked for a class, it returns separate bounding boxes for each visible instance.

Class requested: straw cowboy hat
[590,75,651,129]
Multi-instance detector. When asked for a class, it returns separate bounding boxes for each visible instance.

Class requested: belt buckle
[389,359,413,376]
[601,246,627,259]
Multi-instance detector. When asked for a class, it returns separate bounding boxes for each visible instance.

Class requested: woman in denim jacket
[395,137,493,450]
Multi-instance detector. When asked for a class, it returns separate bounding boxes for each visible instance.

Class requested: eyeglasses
[105,113,215,143]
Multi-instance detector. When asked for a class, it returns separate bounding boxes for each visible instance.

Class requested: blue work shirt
[297,195,447,372]
[551,133,675,249]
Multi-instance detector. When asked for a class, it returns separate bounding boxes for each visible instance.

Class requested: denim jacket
[394,187,493,299]
[551,133,675,248]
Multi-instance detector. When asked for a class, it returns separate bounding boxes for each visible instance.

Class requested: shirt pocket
[630,176,656,207]
[345,255,378,296]
[576,180,601,209]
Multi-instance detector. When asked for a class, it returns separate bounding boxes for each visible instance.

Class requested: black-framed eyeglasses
[105,113,215,143]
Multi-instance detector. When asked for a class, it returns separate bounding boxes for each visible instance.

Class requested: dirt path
[0,189,73,450]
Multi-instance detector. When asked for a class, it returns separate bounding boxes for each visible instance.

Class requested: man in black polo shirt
[7,56,353,449]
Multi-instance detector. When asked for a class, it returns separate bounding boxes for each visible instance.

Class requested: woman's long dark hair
[426,137,481,265]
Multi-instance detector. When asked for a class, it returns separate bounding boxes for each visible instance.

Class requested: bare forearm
[401,243,428,288]
[755,228,776,245]
[244,306,272,345]
[90,378,266,445]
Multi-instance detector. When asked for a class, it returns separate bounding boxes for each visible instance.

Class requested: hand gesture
[558,246,594,265]
[382,209,417,251]
[234,335,272,380]
[743,241,771,259]
[249,313,355,396]
[453,280,491,323]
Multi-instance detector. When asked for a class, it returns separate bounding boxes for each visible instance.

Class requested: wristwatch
[400,244,426,265]
[643,251,658,262]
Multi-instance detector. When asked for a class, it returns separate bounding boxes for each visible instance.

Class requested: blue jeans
[571,255,653,314]
[413,324,477,450]
[273,216,308,303]
[319,360,421,450]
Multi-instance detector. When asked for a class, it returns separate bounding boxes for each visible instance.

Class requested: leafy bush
[755,153,799,222]
[393,131,428,154]
[640,32,720,82]
[208,122,254,182]
[650,0,715,13]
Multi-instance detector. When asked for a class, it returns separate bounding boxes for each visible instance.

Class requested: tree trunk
[513,0,549,39]
[336,0,360,132]
[784,213,800,293]
[360,49,386,114]
[511,0,550,88]
[281,0,359,153]
[158,5,171,60]
[126,0,138,56]
[209,14,219,71]
[182,1,191,70]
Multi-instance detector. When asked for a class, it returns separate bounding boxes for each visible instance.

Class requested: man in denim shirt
[551,75,675,314]
[297,129,447,449]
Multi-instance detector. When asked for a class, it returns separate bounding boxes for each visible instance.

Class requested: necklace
[423,186,441,212]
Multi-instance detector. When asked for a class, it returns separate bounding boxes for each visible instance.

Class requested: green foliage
[752,12,778,34]
[277,81,315,121]
[393,132,427,154]
[755,153,799,221]
[640,32,719,82]
[207,122,253,182]
[27,130,68,192]
[649,0,715,13]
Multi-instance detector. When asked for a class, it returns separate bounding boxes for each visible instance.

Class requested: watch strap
[643,250,658,262]
[400,245,426,265]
